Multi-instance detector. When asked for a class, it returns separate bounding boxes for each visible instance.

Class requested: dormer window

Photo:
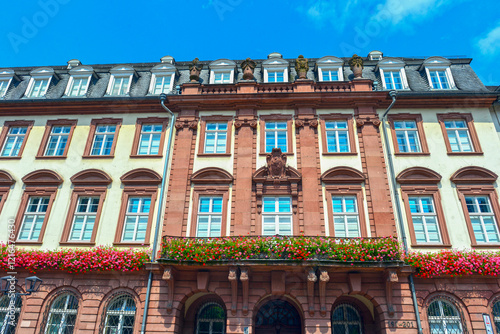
[368,50,383,61]
[0,69,15,98]
[262,55,288,83]
[106,66,136,96]
[377,58,409,90]
[25,67,55,98]
[209,59,236,84]
[65,66,94,97]
[149,64,176,95]
[421,57,456,90]
[316,56,344,82]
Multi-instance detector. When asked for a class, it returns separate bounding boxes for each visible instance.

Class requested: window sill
[410,243,452,248]
[322,152,357,156]
[394,152,431,156]
[15,241,43,246]
[0,156,22,160]
[259,152,294,156]
[59,241,96,247]
[35,155,67,159]
[130,154,163,159]
[471,243,500,249]
[82,155,115,159]
[113,242,150,247]
[446,152,483,156]
[197,153,232,157]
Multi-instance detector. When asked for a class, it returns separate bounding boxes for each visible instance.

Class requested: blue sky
[1,0,499,86]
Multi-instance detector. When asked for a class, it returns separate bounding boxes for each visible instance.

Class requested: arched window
[0,294,22,334]
[427,299,463,333]
[44,293,79,334]
[196,302,225,334]
[332,303,363,334]
[254,299,301,333]
[493,300,500,333]
[103,294,136,334]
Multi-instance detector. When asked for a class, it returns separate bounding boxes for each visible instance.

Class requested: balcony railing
[160,235,402,265]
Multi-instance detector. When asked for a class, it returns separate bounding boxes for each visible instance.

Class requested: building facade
[0,52,499,334]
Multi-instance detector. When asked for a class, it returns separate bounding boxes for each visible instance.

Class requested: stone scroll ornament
[348,54,364,79]
[189,58,203,82]
[266,148,287,179]
[241,58,256,80]
[295,55,309,79]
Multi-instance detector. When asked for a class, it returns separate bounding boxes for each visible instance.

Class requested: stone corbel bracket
[306,268,317,316]
[319,268,330,316]
[228,267,238,315]
[234,118,258,129]
[295,117,318,129]
[162,266,176,314]
[385,269,398,317]
[240,267,250,315]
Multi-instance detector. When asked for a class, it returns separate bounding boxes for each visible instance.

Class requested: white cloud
[297,0,361,31]
[372,0,453,25]
[477,23,500,55]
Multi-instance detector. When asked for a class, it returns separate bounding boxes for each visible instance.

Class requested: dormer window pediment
[376,58,409,90]
[262,58,289,83]
[316,56,344,82]
[421,57,456,90]
[209,59,236,84]
[150,64,176,95]
[25,67,56,98]
[106,65,137,96]
[65,66,95,97]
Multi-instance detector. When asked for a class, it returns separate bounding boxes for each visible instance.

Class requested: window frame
[198,116,233,156]
[0,171,15,214]
[422,57,456,90]
[149,63,176,95]
[37,119,77,159]
[316,56,344,82]
[102,293,138,334]
[130,117,169,158]
[325,185,367,238]
[64,66,94,97]
[259,115,293,155]
[0,69,15,98]
[0,120,34,159]
[83,118,122,158]
[25,68,55,98]
[209,59,236,85]
[388,114,429,155]
[191,191,229,237]
[0,294,23,334]
[437,113,482,155]
[262,58,289,83]
[106,66,136,96]
[319,114,357,155]
[44,293,79,334]
[261,196,293,236]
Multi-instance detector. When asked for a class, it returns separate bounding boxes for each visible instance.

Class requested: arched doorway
[254,299,301,334]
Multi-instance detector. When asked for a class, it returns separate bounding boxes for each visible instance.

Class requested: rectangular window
[204,123,228,154]
[153,75,171,94]
[28,78,50,97]
[18,197,50,240]
[91,125,116,156]
[138,124,163,155]
[332,196,360,237]
[383,71,403,90]
[321,69,339,81]
[394,120,421,153]
[110,76,130,96]
[429,70,450,89]
[267,71,284,83]
[444,120,473,152]
[409,196,442,243]
[265,122,287,153]
[1,126,28,157]
[122,197,151,242]
[465,196,500,243]
[0,79,10,97]
[67,77,89,97]
[214,72,231,84]
[196,196,223,237]
[44,126,72,156]
[69,197,99,241]
[325,121,349,153]
[262,197,292,235]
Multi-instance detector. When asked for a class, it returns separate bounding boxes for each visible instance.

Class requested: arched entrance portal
[254,299,301,334]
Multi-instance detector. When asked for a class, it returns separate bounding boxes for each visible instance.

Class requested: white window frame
[325,121,350,153]
[262,196,293,236]
[444,119,473,152]
[121,196,151,242]
[103,295,136,334]
[394,120,422,153]
[25,68,55,98]
[149,64,176,95]
[44,294,79,334]
[65,66,94,97]
[422,57,456,90]
[106,66,136,96]
[408,196,442,244]
[377,58,409,90]
[44,125,72,156]
[264,121,288,153]
[316,56,344,82]
[1,126,28,157]
[196,196,223,237]
[465,195,500,243]
[90,124,116,156]
[0,69,15,98]
[262,58,289,83]
[331,195,361,238]
[0,294,22,334]
[427,300,463,334]
[18,196,50,241]
[69,196,100,241]
[138,123,163,155]
[209,59,236,84]
[204,122,228,154]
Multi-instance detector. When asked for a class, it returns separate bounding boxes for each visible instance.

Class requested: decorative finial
[189,58,203,82]
[241,58,256,80]
[348,54,364,79]
[295,55,309,79]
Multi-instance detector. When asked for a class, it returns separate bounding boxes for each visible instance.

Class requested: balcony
[159,235,402,267]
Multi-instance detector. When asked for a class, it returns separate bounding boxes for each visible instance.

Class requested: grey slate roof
[0,56,493,101]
